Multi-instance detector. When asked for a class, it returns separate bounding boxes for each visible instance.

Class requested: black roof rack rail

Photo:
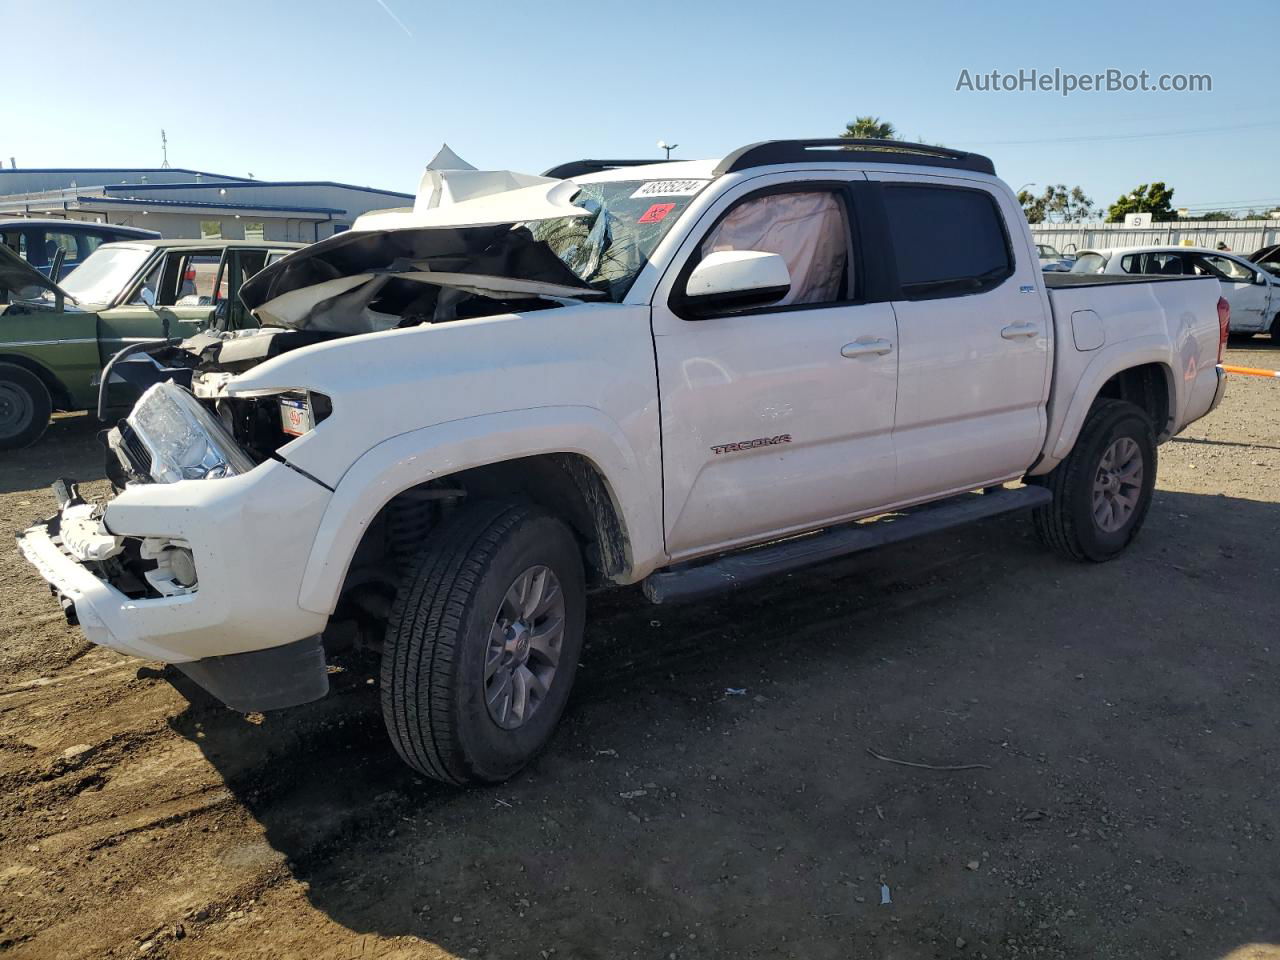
[541,159,662,179]
[713,139,996,177]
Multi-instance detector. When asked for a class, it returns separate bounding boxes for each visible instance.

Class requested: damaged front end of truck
[17,173,612,711]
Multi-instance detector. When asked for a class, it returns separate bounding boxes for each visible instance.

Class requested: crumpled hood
[239,223,599,331]
[239,176,600,332]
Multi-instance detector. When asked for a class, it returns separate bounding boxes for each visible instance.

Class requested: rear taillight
[1217,296,1230,362]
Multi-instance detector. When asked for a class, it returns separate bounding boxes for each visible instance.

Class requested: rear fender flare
[1043,338,1176,467]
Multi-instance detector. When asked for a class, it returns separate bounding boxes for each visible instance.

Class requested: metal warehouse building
[0,168,413,242]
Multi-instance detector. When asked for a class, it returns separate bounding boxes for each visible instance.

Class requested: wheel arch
[1037,342,1176,472]
[0,353,72,410]
[1094,362,1173,440]
[296,407,664,616]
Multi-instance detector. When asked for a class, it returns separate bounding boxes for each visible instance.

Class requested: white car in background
[1072,245,1280,339]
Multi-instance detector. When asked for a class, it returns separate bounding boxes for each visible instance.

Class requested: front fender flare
[295,406,663,615]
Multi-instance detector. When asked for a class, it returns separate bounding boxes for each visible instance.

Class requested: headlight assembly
[128,382,257,484]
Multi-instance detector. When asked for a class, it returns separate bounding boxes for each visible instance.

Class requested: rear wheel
[381,501,585,785]
[1030,399,1156,562]
[0,363,52,451]
[1270,314,1280,341]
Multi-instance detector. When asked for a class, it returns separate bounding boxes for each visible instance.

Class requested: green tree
[840,116,896,141]
[1018,189,1049,224]
[1106,182,1176,223]
[1061,185,1097,222]
[1019,184,1096,223]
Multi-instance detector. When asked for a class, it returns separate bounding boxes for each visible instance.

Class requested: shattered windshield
[522,179,708,301]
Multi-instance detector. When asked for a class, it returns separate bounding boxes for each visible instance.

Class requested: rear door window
[174,253,224,305]
[880,185,1012,299]
[1120,252,1184,275]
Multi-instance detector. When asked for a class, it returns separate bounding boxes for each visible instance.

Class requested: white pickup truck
[18,139,1229,786]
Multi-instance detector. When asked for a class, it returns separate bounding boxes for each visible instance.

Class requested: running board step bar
[642,485,1052,605]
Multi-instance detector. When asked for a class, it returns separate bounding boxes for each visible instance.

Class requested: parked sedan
[0,238,301,448]
[0,219,159,282]
[1071,245,1280,338]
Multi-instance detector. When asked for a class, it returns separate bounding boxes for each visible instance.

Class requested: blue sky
[7,0,1277,215]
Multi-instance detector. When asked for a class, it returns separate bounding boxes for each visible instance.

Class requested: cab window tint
[881,185,1012,299]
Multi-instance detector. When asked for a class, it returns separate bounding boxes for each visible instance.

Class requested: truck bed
[1038,271,1223,466]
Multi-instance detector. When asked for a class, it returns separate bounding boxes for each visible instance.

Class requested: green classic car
[0,238,302,449]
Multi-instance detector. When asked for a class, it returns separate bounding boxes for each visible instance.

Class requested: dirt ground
[2,343,1278,960]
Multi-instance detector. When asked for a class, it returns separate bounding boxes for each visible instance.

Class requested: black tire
[1270,314,1280,342]
[0,362,52,451]
[381,501,585,785]
[1029,399,1156,562]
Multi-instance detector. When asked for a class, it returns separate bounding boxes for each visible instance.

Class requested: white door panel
[654,302,898,556]
[870,172,1051,499]
[891,294,1049,500]
[1224,281,1267,330]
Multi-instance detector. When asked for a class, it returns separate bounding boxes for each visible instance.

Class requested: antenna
[160,129,170,169]
[657,139,678,160]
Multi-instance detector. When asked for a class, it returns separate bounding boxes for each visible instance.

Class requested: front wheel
[381,502,586,785]
[0,363,52,451]
[1029,399,1156,562]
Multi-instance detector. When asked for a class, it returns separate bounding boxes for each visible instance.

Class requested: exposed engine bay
[76,185,630,614]
[102,217,607,487]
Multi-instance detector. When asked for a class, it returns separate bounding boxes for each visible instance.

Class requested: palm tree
[840,116,897,141]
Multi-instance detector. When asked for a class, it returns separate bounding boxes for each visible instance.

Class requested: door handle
[841,338,893,358]
[1000,322,1039,340]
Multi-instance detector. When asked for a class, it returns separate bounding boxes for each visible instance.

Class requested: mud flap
[175,635,329,712]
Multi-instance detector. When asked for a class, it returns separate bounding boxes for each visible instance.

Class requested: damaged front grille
[120,423,152,475]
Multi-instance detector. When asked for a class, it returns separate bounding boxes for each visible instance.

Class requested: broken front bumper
[16,458,333,666]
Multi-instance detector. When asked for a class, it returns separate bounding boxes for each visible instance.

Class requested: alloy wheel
[484,565,566,730]
[1092,436,1144,533]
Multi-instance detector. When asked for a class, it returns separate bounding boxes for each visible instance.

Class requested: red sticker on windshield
[638,202,676,224]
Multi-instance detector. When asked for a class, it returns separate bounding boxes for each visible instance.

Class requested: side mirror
[1255,272,1268,285]
[679,250,791,318]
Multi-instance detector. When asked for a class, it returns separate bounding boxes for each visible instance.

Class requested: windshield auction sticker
[630,179,710,199]
[638,203,676,223]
